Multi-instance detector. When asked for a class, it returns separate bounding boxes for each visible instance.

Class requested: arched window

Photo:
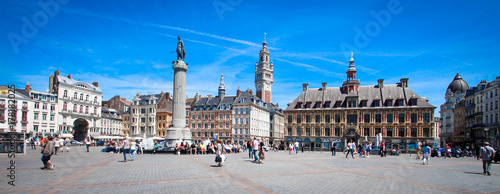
[80,94,83,100]
[63,102,67,111]
[94,107,97,114]
[74,92,77,99]
[63,90,68,97]
[85,106,89,114]
[73,104,77,112]
[80,105,83,113]
[94,96,97,103]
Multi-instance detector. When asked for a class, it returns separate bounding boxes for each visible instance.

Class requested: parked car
[69,140,83,146]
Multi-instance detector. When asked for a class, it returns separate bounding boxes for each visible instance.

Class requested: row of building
[440,73,500,148]
[4,38,474,151]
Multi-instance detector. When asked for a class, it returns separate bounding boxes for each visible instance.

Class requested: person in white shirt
[54,137,61,155]
[294,141,299,154]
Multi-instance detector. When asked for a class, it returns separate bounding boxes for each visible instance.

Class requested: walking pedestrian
[478,142,495,176]
[294,141,299,154]
[258,142,265,164]
[129,138,136,161]
[444,144,452,159]
[422,142,431,165]
[416,140,422,159]
[252,137,259,162]
[84,137,91,152]
[30,137,36,150]
[380,142,386,157]
[54,137,61,155]
[331,141,337,156]
[122,136,130,162]
[248,140,253,158]
[289,142,293,155]
[346,139,354,159]
[41,136,55,170]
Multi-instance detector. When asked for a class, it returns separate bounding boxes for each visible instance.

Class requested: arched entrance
[73,118,89,141]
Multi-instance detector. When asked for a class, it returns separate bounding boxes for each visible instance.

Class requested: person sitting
[189,142,196,155]
[174,143,180,155]
[201,143,206,154]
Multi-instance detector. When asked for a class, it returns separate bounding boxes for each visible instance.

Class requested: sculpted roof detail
[57,75,101,92]
[447,72,469,93]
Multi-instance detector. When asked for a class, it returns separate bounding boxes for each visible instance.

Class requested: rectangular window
[240,118,244,124]
[399,114,405,123]
[387,100,392,106]
[34,113,38,120]
[246,108,249,114]
[347,114,357,125]
[211,123,214,129]
[423,113,430,123]
[411,114,417,123]
[335,115,341,123]
[387,128,393,137]
[141,117,145,123]
[245,129,249,134]
[315,128,321,137]
[335,128,340,136]
[306,115,311,123]
[219,124,223,128]
[315,115,321,123]
[219,114,223,119]
[240,108,244,114]
[411,128,417,137]
[375,128,381,134]
[246,118,249,124]
[399,128,405,137]
[211,114,215,119]
[423,128,430,137]
[192,124,195,128]
[376,114,381,123]
[141,109,146,114]
[387,114,393,123]
[226,114,230,119]
[297,128,302,136]
[364,128,370,136]
[364,114,370,123]
[297,115,302,123]
[288,115,293,123]
[325,115,330,123]
[198,123,201,128]
[362,101,367,107]
[324,101,331,108]
[306,128,311,136]
[42,103,47,110]
[288,128,292,136]
[50,115,54,121]
[198,115,201,119]
[325,128,330,136]
[204,115,208,119]
[204,124,208,128]
[374,100,380,107]
[192,115,195,120]
[226,123,229,128]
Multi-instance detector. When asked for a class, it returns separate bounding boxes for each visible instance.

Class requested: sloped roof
[286,84,434,110]
[57,75,101,92]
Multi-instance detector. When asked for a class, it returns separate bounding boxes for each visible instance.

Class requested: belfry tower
[342,52,360,93]
[255,34,273,103]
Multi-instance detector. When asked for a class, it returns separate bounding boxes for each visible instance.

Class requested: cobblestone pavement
[1,147,499,193]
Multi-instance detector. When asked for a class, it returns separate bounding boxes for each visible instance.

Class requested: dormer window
[313,101,321,108]
[395,99,404,106]
[408,99,417,106]
[305,102,311,108]
[295,102,303,109]
[324,101,331,108]
[361,100,367,107]
[334,101,342,108]
[386,99,393,106]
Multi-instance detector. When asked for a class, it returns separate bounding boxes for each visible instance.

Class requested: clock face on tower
[257,84,262,90]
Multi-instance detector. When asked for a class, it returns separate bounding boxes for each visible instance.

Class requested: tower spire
[218,73,225,97]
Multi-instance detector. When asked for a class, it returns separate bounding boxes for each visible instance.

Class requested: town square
[1,0,500,193]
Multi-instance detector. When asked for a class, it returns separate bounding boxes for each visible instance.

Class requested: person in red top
[444,144,452,159]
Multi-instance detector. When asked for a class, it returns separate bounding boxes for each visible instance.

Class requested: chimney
[377,79,384,88]
[166,92,170,99]
[302,83,309,92]
[136,93,140,97]
[49,75,54,93]
[92,82,99,87]
[400,78,409,88]
[55,70,59,76]
[25,81,31,92]
[322,82,327,91]
[249,89,253,95]
[68,74,72,79]
[237,87,241,97]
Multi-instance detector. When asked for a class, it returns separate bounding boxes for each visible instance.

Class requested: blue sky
[1,0,500,116]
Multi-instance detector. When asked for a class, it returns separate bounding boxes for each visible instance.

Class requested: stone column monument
[165,36,191,145]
